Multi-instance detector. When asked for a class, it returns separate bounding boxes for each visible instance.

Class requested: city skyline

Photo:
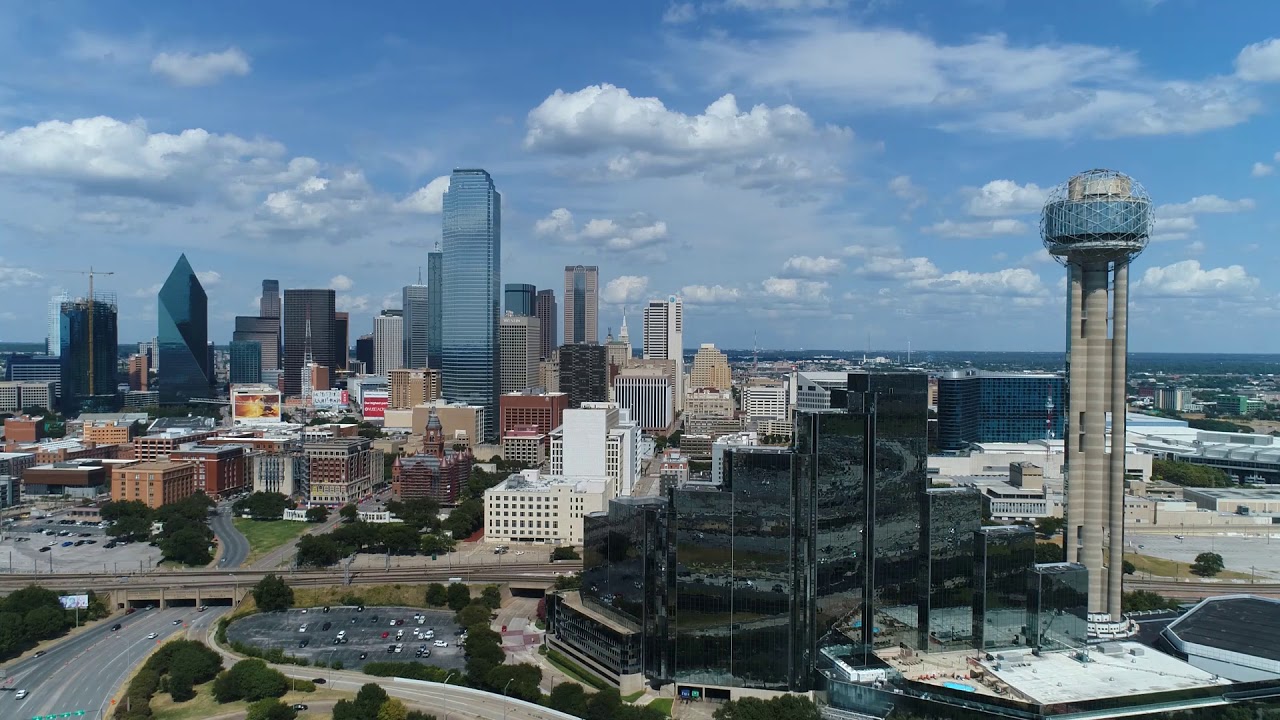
[0,3,1277,352]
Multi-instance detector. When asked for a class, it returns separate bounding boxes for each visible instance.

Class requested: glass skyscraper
[59,296,118,413]
[441,168,500,441]
[937,370,1065,452]
[282,289,336,397]
[402,284,430,368]
[505,283,536,317]
[427,250,443,371]
[229,340,263,385]
[973,525,1035,651]
[157,254,210,403]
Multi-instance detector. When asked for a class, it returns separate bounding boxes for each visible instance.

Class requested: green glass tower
[158,254,210,403]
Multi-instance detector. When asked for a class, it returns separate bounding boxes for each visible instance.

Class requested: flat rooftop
[1181,487,1280,501]
[1164,595,1280,663]
[980,643,1227,705]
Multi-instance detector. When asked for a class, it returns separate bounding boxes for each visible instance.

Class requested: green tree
[425,583,448,607]
[551,546,580,561]
[1123,559,1136,575]
[446,583,471,611]
[554,573,583,591]
[246,698,298,720]
[252,574,295,612]
[379,523,421,555]
[102,500,154,541]
[1152,459,1234,488]
[212,659,289,703]
[1034,516,1065,538]
[481,585,502,610]
[456,602,490,630]
[1123,590,1181,612]
[486,663,542,701]
[233,492,293,520]
[420,534,456,556]
[378,698,409,720]
[305,506,329,523]
[713,696,821,720]
[160,525,214,566]
[1035,543,1063,564]
[386,498,441,533]
[548,683,589,717]
[339,503,359,522]
[23,605,69,640]
[405,712,437,720]
[586,687,623,720]
[1191,551,1225,577]
[296,534,345,567]
[442,498,484,539]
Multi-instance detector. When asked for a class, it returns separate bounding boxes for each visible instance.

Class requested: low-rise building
[22,459,111,497]
[503,425,546,467]
[483,469,612,545]
[658,449,689,488]
[683,388,734,419]
[83,421,139,446]
[111,460,198,508]
[170,444,248,498]
[134,429,220,461]
[303,437,381,506]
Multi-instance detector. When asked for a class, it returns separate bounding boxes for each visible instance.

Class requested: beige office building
[689,343,731,390]
[389,368,441,409]
[500,313,541,394]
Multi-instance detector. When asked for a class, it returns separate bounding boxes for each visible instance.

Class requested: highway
[211,506,249,569]
[2,605,226,720]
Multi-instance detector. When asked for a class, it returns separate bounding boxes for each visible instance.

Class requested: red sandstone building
[392,411,472,505]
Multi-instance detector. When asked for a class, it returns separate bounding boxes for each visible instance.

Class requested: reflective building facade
[229,340,262,385]
[535,289,558,360]
[282,289,336,397]
[402,284,429,369]
[441,169,500,441]
[1028,562,1089,651]
[919,487,981,651]
[427,250,443,371]
[505,283,536,317]
[936,370,1065,452]
[973,525,1035,651]
[157,254,210,403]
[564,265,598,345]
[59,296,119,413]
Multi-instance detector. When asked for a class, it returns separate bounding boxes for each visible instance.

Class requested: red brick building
[499,391,568,438]
[111,460,198,509]
[170,444,248,498]
[392,410,472,505]
[2,416,45,443]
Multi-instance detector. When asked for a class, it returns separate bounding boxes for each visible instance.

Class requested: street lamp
[502,678,514,720]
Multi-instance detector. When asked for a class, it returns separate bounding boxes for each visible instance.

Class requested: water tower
[1041,169,1151,634]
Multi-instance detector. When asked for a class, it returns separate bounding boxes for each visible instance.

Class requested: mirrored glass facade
[919,487,980,651]
[229,340,262,384]
[441,169,500,441]
[59,297,118,412]
[937,371,1065,452]
[1028,562,1089,651]
[402,284,429,369]
[505,283,536,317]
[157,254,210,403]
[974,525,1035,651]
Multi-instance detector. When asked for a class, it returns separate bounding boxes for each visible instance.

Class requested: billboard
[232,389,283,422]
[312,389,349,409]
[59,594,89,610]
[362,392,389,420]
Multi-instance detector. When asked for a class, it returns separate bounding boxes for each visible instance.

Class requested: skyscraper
[535,289,558,360]
[333,311,349,371]
[1042,169,1150,632]
[563,265,598,345]
[441,169,501,442]
[402,283,430,369]
[59,296,118,413]
[505,283,536,317]
[558,343,608,408]
[689,343,731,391]
[260,279,281,319]
[354,334,374,372]
[229,341,262,384]
[499,312,540,394]
[427,247,443,371]
[282,289,336,397]
[643,296,684,411]
[374,311,405,375]
[232,316,280,370]
[157,254,210,403]
[47,292,68,357]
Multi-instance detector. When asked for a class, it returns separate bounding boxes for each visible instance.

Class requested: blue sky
[1,0,1279,352]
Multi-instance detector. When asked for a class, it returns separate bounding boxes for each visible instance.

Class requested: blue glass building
[229,340,263,385]
[441,169,500,442]
[402,284,430,369]
[157,254,210,403]
[505,283,536,317]
[936,370,1065,452]
[59,297,119,413]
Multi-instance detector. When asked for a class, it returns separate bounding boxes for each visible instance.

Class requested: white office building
[373,314,405,375]
[742,378,787,420]
[711,431,760,485]
[550,402,639,497]
[612,367,672,431]
[483,469,613,545]
[643,296,684,412]
[789,370,856,412]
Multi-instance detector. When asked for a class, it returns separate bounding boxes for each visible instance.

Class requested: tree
[405,712,437,720]
[456,602,490,630]
[234,492,293,520]
[386,498,441,533]
[102,500,154,541]
[252,574,295,612]
[548,683,589,718]
[1123,590,1181,612]
[1123,559,1136,575]
[305,506,329,523]
[446,583,471,611]
[535,597,546,624]
[1034,516,1064,538]
[481,585,502,610]
[554,573,583,591]
[713,696,821,720]
[339,503,359,522]
[212,659,289,703]
[442,498,484,539]
[160,525,214,566]
[379,523,421,555]
[296,534,345,567]
[425,583,448,607]
[1035,543,1063,564]
[420,534,456,556]
[486,663,542,701]
[246,699,298,720]
[378,698,409,720]
[1191,551,1225,577]
[551,546,580,561]
[586,687,623,720]
[1152,459,1234,488]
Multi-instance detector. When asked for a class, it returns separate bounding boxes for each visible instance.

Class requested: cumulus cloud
[397,175,450,214]
[245,169,379,241]
[1134,260,1259,297]
[151,47,251,86]
[0,258,42,288]
[1235,38,1280,82]
[724,0,846,8]
[680,284,743,304]
[337,294,371,313]
[762,276,828,300]
[780,255,844,277]
[196,270,221,286]
[534,207,670,254]
[601,275,650,304]
[1252,161,1274,177]
[965,179,1048,216]
[844,244,940,281]
[910,268,1048,297]
[524,83,849,188]
[1158,195,1255,215]
[924,218,1028,238]
[662,2,696,23]
[329,274,354,291]
[888,175,926,209]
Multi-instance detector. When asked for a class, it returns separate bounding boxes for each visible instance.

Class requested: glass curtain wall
[974,525,1035,651]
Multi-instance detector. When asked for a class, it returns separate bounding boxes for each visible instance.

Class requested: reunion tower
[1041,169,1151,634]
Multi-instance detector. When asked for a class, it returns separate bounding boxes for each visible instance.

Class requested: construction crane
[53,267,116,395]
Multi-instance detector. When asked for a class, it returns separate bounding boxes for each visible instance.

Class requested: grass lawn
[1122,551,1254,580]
[648,698,673,716]
[545,649,605,689]
[151,680,346,720]
[622,690,645,703]
[292,584,437,609]
[233,518,311,563]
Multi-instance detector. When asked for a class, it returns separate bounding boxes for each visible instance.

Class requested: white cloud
[329,274,354,291]
[724,0,846,9]
[924,218,1028,238]
[150,47,251,86]
[888,175,926,209]
[910,268,1048,297]
[534,207,671,254]
[1134,260,1259,297]
[1158,195,1255,215]
[662,2,696,23]
[1187,240,1206,254]
[762,276,828,300]
[397,175,450,214]
[0,115,284,202]
[601,275,650,304]
[0,258,42,288]
[780,255,844,277]
[337,294,371,313]
[246,169,379,240]
[680,284,742,304]
[683,20,1260,138]
[524,83,848,187]
[1235,38,1280,82]
[1252,162,1274,177]
[1151,215,1197,242]
[844,244,940,281]
[965,179,1048,216]
[196,270,221,286]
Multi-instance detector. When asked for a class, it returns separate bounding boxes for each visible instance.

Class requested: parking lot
[226,606,466,672]
[1128,532,1280,580]
[0,514,163,574]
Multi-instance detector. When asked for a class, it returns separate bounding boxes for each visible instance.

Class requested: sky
[1,0,1279,353]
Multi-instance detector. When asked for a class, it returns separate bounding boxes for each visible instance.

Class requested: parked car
[433,640,448,648]
[381,631,389,639]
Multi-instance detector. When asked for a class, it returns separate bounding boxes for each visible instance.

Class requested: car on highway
[311,678,326,685]
[146,632,159,639]
[433,640,448,647]
[172,619,182,625]
[15,689,27,699]
[111,623,122,631]
[293,705,308,711]
[198,606,207,612]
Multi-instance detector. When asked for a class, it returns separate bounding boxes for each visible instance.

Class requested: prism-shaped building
[157,254,210,403]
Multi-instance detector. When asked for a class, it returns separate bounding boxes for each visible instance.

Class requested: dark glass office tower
[427,249,443,371]
[564,265,598,345]
[919,487,981,651]
[229,341,262,384]
[1028,563,1089,651]
[282,289,336,396]
[59,296,119,413]
[261,279,281,319]
[535,289,557,360]
[402,285,429,368]
[355,334,374,372]
[558,343,607,408]
[333,312,349,371]
[441,169,500,441]
[157,254,210,403]
[505,283,536,317]
[936,370,1065,452]
[973,525,1035,651]
[233,316,278,371]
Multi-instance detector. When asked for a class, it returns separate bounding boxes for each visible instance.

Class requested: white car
[146,632,159,639]
[298,625,308,632]
[389,619,397,626]
[394,643,403,653]
[15,690,28,699]
[433,640,448,648]
[337,630,346,638]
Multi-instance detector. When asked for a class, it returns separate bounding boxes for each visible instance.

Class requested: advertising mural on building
[232,390,283,422]
[362,391,389,420]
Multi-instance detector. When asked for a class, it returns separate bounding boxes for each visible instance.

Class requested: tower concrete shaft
[1065,260,1128,621]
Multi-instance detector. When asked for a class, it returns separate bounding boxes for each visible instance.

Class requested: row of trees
[333,682,435,720]
[1152,459,1234,488]
[103,493,217,565]
[296,496,462,567]
[114,640,223,719]
[0,585,109,660]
